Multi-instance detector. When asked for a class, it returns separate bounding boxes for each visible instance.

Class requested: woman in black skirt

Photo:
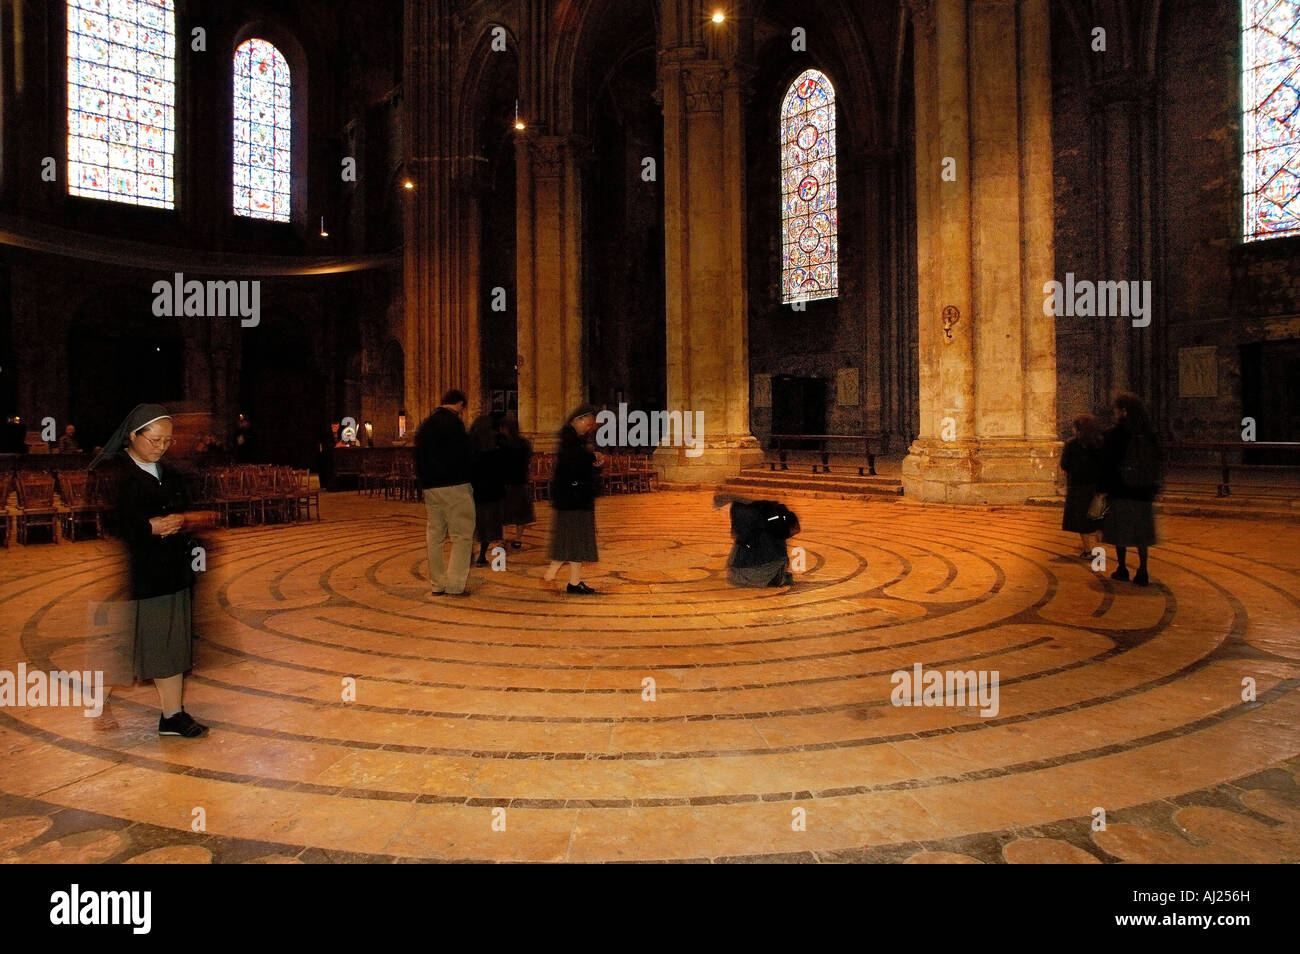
[469,414,507,566]
[499,415,535,549]
[543,406,602,594]
[1059,412,1104,558]
[1099,392,1161,586]
[89,404,216,737]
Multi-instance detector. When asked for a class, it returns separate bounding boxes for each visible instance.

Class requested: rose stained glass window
[233,38,291,221]
[1242,0,1300,240]
[781,69,838,302]
[67,0,176,208]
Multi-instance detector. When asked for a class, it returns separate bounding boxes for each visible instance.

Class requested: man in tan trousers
[414,390,476,596]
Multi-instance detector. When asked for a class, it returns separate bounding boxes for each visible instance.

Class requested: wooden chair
[194,470,230,528]
[0,472,12,547]
[216,470,260,526]
[15,471,59,544]
[629,455,654,493]
[293,469,321,520]
[56,470,107,541]
[604,454,631,494]
[529,454,553,502]
[254,467,294,523]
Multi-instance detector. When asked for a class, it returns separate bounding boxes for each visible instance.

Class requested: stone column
[655,48,763,482]
[403,0,478,425]
[902,0,1061,503]
[515,134,584,446]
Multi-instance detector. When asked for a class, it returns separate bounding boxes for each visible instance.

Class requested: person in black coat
[542,405,602,594]
[714,494,800,587]
[414,390,476,596]
[1098,391,1161,586]
[469,414,507,566]
[1060,412,1104,558]
[89,404,217,737]
[499,415,535,549]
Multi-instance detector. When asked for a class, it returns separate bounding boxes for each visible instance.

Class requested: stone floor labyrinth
[1,491,1298,863]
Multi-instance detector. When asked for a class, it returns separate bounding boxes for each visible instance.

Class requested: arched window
[233,38,291,221]
[781,69,838,302]
[1242,0,1300,241]
[66,0,176,208]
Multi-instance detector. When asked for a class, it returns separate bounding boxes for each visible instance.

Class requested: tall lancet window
[781,69,839,302]
[233,38,291,221]
[1242,0,1300,241]
[67,0,177,208]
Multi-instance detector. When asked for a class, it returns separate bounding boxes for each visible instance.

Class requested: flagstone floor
[1,491,1297,863]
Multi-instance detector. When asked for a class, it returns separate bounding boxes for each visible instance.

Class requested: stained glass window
[781,69,838,302]
[1242,0,1300,241]
[66,0,176,208]
[233,38,291,222]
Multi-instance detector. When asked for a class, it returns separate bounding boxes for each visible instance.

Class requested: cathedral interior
[0,0,1297,868]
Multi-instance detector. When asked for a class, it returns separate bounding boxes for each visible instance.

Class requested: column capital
[906,0,936,31]
[518,134,589,179]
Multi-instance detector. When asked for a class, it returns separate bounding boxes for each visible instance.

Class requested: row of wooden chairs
[525,453,658,501]
[357,454,421,502]
[0,470,111,546]
[195,466,320,526]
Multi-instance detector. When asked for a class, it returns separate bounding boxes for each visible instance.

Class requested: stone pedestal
[902,438,1063,504]
[653,437,764,486]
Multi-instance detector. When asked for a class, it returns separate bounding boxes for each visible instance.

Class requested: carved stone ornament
[942,305,960,339]
[531,137,566,179]
[683,68,725,113]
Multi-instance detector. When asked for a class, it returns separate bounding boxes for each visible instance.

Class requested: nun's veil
[88,403,171,471]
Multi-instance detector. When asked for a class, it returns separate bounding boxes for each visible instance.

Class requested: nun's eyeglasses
[140,435,174,449]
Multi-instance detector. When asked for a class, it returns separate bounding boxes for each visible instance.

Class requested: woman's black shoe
[159,710,208,738]
[566,582,597,595]
[475,555,489,566]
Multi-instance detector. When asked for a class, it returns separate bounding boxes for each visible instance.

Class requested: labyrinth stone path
[1,492,1297,863]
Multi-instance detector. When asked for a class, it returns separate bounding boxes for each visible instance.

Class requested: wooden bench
[769,433,891,477]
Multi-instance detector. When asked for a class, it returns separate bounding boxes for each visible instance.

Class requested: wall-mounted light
[711,11,726,24]
[319,216,329,238]
[514,99,525,131]
[403,179,414,190]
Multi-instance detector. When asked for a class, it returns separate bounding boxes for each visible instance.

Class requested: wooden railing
[768,432,891,476]
[1162,442,1300,497]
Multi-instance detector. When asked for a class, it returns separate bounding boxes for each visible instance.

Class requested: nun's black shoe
[159,710,208,738]
[1133,569,1149,587]
[566,582,597,595]
[1110,567,1130,582]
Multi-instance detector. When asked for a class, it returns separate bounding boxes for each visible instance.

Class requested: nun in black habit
[714,494,800,587]
[90,404,217,738]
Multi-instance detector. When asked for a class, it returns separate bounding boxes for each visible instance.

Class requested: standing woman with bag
[1060,412,1105,558]
[542,405,602,594]
[90,404,217,737]
[1099,392,1161,586]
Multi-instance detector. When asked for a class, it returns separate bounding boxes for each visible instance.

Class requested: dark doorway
[1241,339,1300,463]
[771,375,827,445]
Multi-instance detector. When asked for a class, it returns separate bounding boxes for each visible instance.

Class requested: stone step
[1024,495,1300,522]
[719,473,904,500]
[737,467,902,487]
